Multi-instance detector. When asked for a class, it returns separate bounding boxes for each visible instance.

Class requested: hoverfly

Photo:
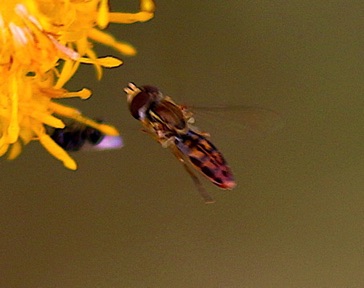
[47,119,123,152]
[124,83,236,203]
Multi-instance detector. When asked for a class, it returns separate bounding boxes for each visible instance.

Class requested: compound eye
[129,90,152,119]
[141,85,160,95]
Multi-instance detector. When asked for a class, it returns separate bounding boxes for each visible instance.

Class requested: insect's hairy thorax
[147,98,188,134]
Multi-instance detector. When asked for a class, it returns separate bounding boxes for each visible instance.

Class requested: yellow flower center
[0,0,155,169]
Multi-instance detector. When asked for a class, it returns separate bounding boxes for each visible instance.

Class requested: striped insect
[124,83,235,203]
[48,118,123,152]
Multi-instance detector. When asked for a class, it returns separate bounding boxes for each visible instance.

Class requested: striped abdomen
[175,130,236,189]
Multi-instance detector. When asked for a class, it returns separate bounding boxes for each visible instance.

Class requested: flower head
[0,0,155,169]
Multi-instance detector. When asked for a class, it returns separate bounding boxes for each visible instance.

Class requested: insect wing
[81,134,124,151]
[183,105,284,143]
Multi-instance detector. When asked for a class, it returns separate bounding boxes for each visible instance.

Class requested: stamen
[30,111,65,128]
[15,4,43,30]
[55,59,80,89]
[48,34,80,60]
[79,56,123,68]
[9,23,28,46]
[140,0,156,12]
[63,88,92,100]
[108,12,154,24]
[97,0,109,29]
[88,28,137,56]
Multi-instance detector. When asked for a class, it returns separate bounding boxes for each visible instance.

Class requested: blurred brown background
[1,1,363,287]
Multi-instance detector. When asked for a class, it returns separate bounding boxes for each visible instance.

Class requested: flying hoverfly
[47,119,123,152]
[124,83,236,204]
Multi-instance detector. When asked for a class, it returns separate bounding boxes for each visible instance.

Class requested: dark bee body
[48,119,123,151]
[50,122,102,151]
[124,83,236,203]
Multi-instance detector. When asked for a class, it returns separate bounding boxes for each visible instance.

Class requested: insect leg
[170,145,215,204]
[186,123,211,138]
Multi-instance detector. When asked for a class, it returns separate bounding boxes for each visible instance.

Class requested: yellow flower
[0,0,155,169]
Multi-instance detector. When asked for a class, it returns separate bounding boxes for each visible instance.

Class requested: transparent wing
[185,105,284,143]
[81,135,124,151]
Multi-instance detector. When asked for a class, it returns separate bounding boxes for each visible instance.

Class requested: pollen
[0,0,155,169]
